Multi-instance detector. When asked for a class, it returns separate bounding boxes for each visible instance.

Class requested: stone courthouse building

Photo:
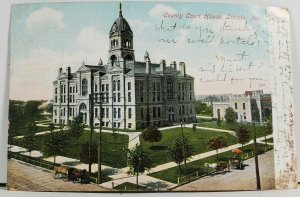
[52,4,196,129]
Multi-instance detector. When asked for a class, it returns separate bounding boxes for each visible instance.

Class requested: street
[7,159,110,192]
[173,150,275,191]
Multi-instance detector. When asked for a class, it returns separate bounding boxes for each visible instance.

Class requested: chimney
[179,62,186,76]
[170,61,177,70]
[160,59,166,74]
[145,50,151,74]
[58,67,62,76]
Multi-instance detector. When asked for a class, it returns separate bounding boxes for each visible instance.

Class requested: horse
[53,166,68,179]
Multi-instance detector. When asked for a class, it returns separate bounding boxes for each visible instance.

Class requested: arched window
[110,55,117,66]
[124,55,133,62]
[82,79,88,96]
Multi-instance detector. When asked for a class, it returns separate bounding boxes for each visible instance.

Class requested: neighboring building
[52,4,196,130]
[212,90,271,122]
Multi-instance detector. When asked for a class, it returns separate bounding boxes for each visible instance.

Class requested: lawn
[140,128,237,166]
[149,143,273,184]
[197,120,272,139]
[13,130,129,168]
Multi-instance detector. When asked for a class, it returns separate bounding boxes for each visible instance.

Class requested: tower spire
[119,2,122,17]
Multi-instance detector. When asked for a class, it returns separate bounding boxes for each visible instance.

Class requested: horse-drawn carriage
[205,161,230,173]
[53,165,90,183]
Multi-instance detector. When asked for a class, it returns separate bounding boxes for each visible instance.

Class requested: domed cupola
[109,4,132,36]
[108,3,135,66]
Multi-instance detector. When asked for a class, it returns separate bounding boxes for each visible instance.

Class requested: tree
[169,137,194,177]
[126,145,152,190]
[224,107,236,128]
[80,141,98,164]
[43,130,68,164]
[23,122,38,157]
[207,136,227,160]
[235,124,251,147]
[8,123,17,154]
[141,127,162,146]
[24,100,43,121]
[195,101,213,116]
[68,115,85,140]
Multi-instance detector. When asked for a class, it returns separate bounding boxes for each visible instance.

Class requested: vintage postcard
[7,1,296,192]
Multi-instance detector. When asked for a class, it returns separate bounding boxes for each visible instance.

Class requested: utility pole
[253,122,261,190]
[180,122,187,178]
[97,80,103,184]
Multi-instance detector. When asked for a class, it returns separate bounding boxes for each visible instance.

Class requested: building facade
[212,90,271,123]
[52,4,196,130]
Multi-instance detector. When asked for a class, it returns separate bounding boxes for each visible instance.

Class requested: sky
[9,1,271,100]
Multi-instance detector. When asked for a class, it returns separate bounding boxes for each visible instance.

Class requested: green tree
[207,136,227,160]
[224,107,236,128]
[43,129,68,164]
[126,145,152,190]
[169,137,194,177]
[141,127,162,147]
[23,122,38,157]
[8,123,17,154]
[235,124,251,147]
[24,100,43,121]
[195,101,213,116]
[79,141,98,164]
[68,115,85,140]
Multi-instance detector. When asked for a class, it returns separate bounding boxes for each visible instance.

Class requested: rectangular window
[113,122,116,128]
[235,102,238,109]
[118,93,121,102]
[140,92,144,102]
[128,123,132,128]
[152,83,156,91]
[128,82,131,90]
[102,84,105,91]
[106,122,109,127]
[243,103,246,110]
[128,92,131,102]
[95,84,98,92]
[95,108,98,118]
[153,107,156,118]
[101,108,105,118]
[152,92,155,102]
[106,93,109,102]
[157,83,160,91]
[128,108,132,119]
[55,96,57,103]
[69,107,72,117]
[55,88,57,94]
[118,122,120,128]
[113,108,117,118]
[106,84,109,91]
[140,82,143,91]
[118,108,121,118]
[69,95,72,103]
[113,93,116,102]
[106,108,109,118]
[158,107,161,117]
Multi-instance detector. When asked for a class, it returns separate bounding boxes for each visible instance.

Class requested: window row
[234,102,246,110]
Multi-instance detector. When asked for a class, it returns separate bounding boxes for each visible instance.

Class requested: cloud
[26,7,64,29]
[75,26,108,56]
[148,4,177,19]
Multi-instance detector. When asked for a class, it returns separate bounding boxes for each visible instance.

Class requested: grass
[196,120,272,139]
[114,182,147,191]
[13,130,129,168]
[149,143,273,184]
[140,128,237,166]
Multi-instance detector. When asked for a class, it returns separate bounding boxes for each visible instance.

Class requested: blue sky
[9,1,271,100]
